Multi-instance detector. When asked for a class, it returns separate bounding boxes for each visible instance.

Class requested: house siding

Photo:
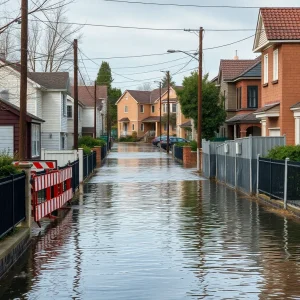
[258,23,268,49]
[41,132,60,150]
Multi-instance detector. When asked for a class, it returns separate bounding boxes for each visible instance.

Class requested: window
[171,103,177,113]
[132,124,135,131]
[31,124,40,157]
[141,123,144,131]
[124,105,128,113]
[61,135,65,149]
[236,87,242,109]
[151,105,155,113]
[163,104,167,113]
[140,105,144,113]
[62,93,67,116]
[67,105,72,118]
[247,86,258,108]
[273,49,278,81]
[264,54,269,84]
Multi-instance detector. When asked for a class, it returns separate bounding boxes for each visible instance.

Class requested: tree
[176,72,226,140]
[137,82,152,91]
[96,61,113,90]
[108,87,122,126]
[161,113,176,127]
[162,73,175,88]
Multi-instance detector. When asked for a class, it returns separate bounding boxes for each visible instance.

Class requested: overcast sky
[7,0,300,91]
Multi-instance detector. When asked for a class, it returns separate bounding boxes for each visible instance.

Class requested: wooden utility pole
[197,27,204,171]
[167,71,170,154]
[19,0,28,160]
[94,81,97,138]
[73,39,78,149]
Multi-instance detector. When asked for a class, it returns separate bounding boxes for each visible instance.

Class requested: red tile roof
[261,8,300,40]
[71,86,107,107]
[220,58,260,81]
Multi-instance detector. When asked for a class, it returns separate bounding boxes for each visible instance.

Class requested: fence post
[78,148,84,183]
[249,135,253,194]
[284,157,289,209]
[18,163,33,230]
[256,154,260,196]
[235,142,237,188]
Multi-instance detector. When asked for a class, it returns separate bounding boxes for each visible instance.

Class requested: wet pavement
[2,143,300,299]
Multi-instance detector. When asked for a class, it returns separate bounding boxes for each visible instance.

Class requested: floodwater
[2,143,300,299]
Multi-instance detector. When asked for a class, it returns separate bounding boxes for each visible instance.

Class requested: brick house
[253,8,300,144]
[116,86,190,139]
[217,56,262,139]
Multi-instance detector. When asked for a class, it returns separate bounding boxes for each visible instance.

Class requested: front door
[124,123,128,134]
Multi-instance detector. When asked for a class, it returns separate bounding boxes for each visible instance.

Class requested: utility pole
[197,27,204,172]
[19,0,28,160]
[94,81,97,138]
[167,71,170,154]
[73,39,78,149]
[107,93,110,150]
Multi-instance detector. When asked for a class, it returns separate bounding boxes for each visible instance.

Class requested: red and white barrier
[14,160,57,170]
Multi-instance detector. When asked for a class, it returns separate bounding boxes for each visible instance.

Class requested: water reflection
[1,144,300,299]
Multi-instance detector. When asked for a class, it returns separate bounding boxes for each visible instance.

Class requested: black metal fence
[83,151,97,179]
[258,158,300,204]
[174,146,183,161]
[0,173,26,238]
[101,146,107,161]
[93,151,97,170]
[70,159,80,192]
[83,155,88,179]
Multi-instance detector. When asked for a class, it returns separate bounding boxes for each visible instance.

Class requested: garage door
[0,126,14,155]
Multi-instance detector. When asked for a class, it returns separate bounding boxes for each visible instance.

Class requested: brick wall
[92,146,101,167]
[183,146,197,168]
[236,79,261,110]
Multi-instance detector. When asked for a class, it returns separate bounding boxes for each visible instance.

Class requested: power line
[102,0,261,9]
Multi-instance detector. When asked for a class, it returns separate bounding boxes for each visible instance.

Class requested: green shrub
[266,145,300,161]
[81,144,92,155]
[190,140,197,151]
[0,150,20,178]
[78,136,105,148]
[118,135,137,142]
[132,131,137,139]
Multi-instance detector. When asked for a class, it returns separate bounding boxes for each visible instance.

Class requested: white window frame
[62,93,67,116]
[31,124,40,157]
[141,123,144,131]
[151,105,155,113]
[140,105,144,113]
[67,105,72,118]
[124,105,128,113]
[264,54,269,84]
[171,103,177,113]
[273,49,278,81]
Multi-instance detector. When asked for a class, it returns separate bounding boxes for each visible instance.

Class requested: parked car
[160,137,188,150]
[152,135,167,146]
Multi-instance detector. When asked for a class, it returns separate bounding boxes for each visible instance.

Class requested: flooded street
[2,143,300,299]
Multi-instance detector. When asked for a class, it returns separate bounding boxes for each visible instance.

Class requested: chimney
[234,50,239,60]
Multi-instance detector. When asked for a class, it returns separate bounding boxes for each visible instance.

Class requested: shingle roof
[142,116,160,123]
[220,58,260,81]
[226,113,259,123]
[179,120,192,128]
[28,72,69,90]
[150,88,168,103]
[71,86,107,107]
[291,102,300,109]
[119,117,130,122]
[261,8,300,40]
[254,102,280,113]
[127,90,151,104]
[0,98,45,122]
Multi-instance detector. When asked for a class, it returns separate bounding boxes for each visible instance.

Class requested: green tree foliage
[108,87,122,126]
[176,72,226,140]
[162,73,175,88]
[96,61,113,90]
[161,113,176,126]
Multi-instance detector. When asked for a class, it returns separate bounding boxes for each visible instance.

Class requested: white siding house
[0,58,70,150]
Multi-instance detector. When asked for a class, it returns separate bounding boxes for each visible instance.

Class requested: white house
[0,58,70,152]
[71,85,107,138]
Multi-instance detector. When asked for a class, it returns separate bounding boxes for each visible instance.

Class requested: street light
[167,27,203,172]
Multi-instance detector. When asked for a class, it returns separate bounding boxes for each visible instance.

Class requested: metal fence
[83,155,88,179]
[258,157,300,207]
[0,173,26,238]
[83,151,97,179]
[70,159,80,192]
[202,140,223,178]
[174,145,183,161]
[213,136,286,194]
[101,146,107,161]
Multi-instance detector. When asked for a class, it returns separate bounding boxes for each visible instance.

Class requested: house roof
[255,102,280,113]
[291,102,300,109]
[226,113,259,124]
[28,72,69,90]
[142,116,160,123]
[0,98,45,123]
[219,58,261,81]
[179,120,192,128]
[260,8,300,40]
[119,117,130,122]
[0,58,70,90]
[150,88,168,103]
[71,86,108,107]
[127,90,151,104]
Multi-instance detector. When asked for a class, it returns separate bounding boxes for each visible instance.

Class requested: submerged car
[160,137,188,150]
[152,135,167,146]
